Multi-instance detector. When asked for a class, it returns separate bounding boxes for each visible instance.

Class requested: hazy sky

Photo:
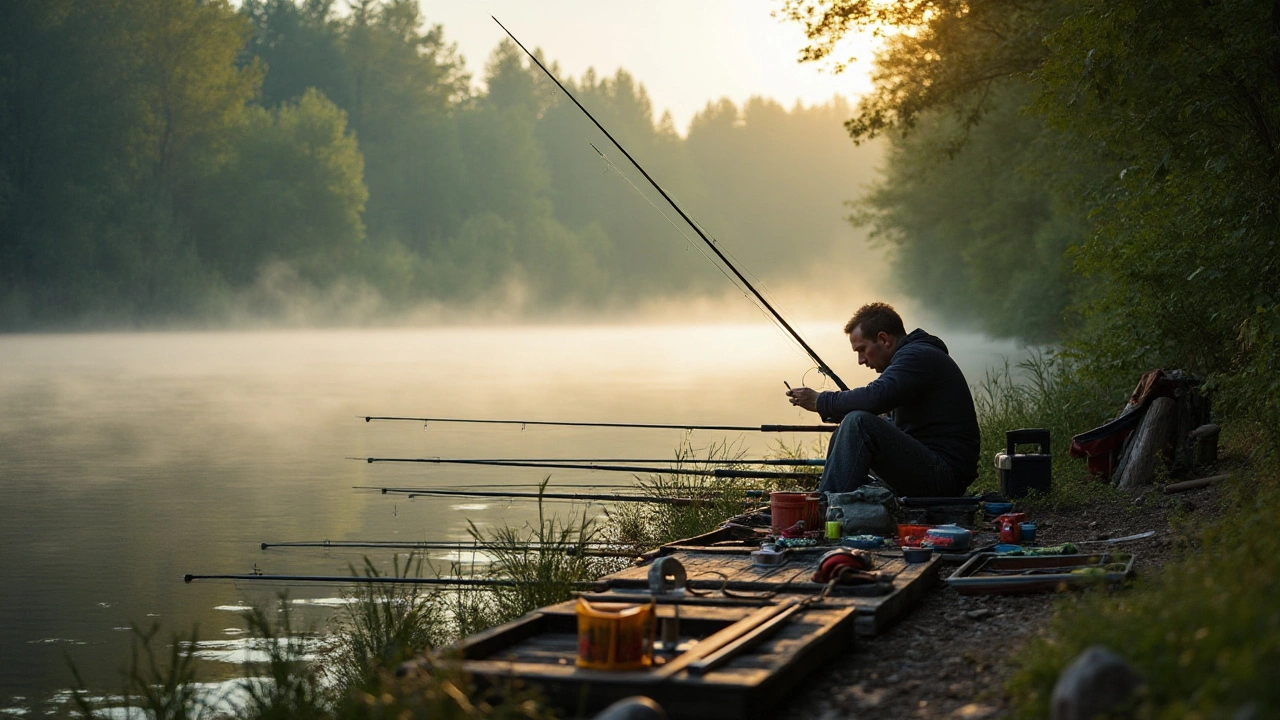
[418,0,878,133]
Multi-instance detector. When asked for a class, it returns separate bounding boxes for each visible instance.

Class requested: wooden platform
[454,536,939,719]
[458,597,859,720]
[601,548,939,637]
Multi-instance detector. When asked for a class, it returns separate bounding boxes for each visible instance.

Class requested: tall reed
[469,478,625,624]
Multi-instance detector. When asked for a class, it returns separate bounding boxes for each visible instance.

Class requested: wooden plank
[457,612,548,660]
[653,600,801,678]
[852,555,939,636]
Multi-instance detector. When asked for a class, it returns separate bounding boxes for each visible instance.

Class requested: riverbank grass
[1008,425,1280,717]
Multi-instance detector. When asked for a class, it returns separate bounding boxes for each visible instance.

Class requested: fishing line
[494,16,848,391]
[592,142,817,363]
[589,144,827,388]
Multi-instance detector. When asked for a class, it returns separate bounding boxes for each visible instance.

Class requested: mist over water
[0,323,1022,709]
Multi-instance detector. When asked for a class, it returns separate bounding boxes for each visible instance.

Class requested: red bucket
[770,491,809,535]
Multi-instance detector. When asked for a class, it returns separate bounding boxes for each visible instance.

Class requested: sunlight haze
[420,0,879,133]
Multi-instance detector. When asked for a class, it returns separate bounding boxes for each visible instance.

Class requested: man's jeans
[818,411,957,496]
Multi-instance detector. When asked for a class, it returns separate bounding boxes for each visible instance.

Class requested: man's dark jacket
[815,329,980,489]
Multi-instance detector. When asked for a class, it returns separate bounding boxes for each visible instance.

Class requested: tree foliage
[0,0,880,326]
[787,0,1280,432]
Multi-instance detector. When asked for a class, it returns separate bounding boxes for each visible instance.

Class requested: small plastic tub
[902,546,934,563]
[1020,522,1037,543]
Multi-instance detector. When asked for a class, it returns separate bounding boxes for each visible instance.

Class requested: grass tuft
[323,555,441,704]
[470,478,626,624]
[604,437,776,547]
[971,351,1126,509]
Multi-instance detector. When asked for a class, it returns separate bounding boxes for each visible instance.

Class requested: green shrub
[1008,432,1280,718]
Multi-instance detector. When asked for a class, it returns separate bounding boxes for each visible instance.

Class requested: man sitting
[785,302,980,496]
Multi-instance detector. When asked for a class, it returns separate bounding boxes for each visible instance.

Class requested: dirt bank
[783,478,1229,719]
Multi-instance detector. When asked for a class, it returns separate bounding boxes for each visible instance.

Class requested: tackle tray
[945,552,1135,595]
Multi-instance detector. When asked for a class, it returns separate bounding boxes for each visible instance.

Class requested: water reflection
[0,324,1023,709]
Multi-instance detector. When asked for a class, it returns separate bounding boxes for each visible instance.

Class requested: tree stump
[1189,423,1220,466]
[1115,396,1176,490]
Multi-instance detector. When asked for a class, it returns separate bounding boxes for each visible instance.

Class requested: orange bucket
[575,598,654,670]
[897,524,932,547]
[770,491,809,535]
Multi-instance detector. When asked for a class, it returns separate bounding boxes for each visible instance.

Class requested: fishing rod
[360,486,759,506]
[364,415,836,433]
[259,540,640,557]
[362,456,816,480]
[359,456,824,466]
[492,17,850,391]
[185,573,602,589]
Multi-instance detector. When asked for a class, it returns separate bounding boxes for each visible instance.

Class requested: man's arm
[813,348,934,422]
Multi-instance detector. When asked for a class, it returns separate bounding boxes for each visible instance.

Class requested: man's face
[849,325,896,374]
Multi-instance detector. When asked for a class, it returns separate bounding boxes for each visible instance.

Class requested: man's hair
[844,302,906,339]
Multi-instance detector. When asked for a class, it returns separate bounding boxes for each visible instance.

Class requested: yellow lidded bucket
[575,598,654,670]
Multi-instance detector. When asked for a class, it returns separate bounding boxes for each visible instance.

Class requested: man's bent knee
[840,410,879,429]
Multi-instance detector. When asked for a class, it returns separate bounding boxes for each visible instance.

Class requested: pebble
[965,608,994,621]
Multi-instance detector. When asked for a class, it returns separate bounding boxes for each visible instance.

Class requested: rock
[1050,646,1145,720]
[965,608,994,621]
[591,696,668,720]
[953,703,997,719]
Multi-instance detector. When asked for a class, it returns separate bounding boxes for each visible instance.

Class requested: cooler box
[994,428,1051,498]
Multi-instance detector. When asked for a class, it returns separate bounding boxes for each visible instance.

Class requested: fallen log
[1116,397,1177,490]
[1163,473,1230,495]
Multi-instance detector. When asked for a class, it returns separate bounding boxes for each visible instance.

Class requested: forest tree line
[785,0,1280,429]
[0,0,880,328]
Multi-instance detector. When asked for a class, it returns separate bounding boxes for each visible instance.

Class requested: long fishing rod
[492,17,849,391]
[185,573,602,589]
[364,415,836,432]
[360,456,825,466]
[259,540,639,557]
[362,456,815,480]
[360,486,757,506]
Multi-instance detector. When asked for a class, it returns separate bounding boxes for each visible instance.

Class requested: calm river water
[0,324,1020,710]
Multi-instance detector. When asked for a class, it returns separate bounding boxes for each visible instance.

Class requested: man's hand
[786,386,819,413]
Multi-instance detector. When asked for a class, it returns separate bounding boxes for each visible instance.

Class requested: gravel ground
[782,477,1229,720]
